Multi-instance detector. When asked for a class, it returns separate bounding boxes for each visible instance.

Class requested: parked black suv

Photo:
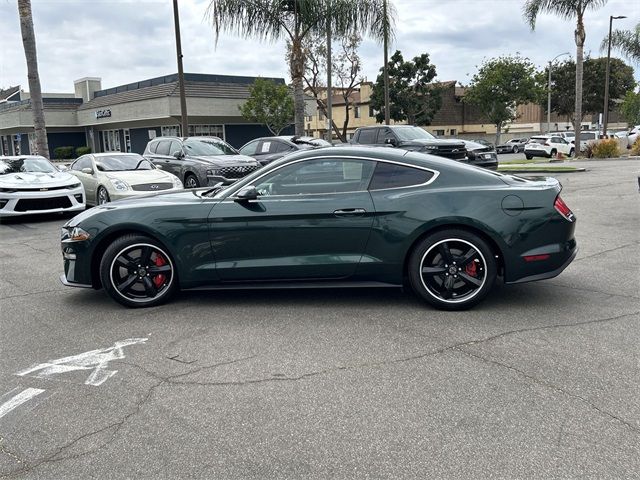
[351,126,467,160]
[143,136,261,188]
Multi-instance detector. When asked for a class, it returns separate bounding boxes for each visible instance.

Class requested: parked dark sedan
[60,146,577,311]
[239,135,331,166]
[143,136,261,188]
[458,140,498,170]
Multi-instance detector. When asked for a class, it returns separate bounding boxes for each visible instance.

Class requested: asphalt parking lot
[1,158,638,479]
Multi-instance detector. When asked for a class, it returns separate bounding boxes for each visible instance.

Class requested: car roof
[0,155,48,160]
[93,152,142,157]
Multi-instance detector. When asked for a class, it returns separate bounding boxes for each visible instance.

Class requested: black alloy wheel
[97,186,110,205]
[408,229,497,310]
[184,174,200,189]
[100,234,177,308]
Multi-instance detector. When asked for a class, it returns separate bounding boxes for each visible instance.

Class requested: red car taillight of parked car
[554,195,575,222]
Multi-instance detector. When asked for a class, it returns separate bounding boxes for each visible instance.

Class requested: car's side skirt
[183,280,402,291]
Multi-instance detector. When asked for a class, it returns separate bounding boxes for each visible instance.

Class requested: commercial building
[0,73,298,157]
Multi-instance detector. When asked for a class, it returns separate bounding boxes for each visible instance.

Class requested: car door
[151,140,178,176]
[550,137,570,154]
[208,157,376,281]
[70,156,98,203]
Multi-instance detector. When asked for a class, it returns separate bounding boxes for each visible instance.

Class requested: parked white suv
[524,135,574,159]
[627,125,639,147]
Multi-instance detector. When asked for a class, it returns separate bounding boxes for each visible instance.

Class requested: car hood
[459,140,493,152]
[188,154,260,167]
[399,139,465,147]
[103,169,175,185]
[0,171,78,188]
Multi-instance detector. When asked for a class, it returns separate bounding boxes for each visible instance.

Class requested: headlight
[206,169,220,176]
[109,178,130,191]
[68,182,82,189]
[61,226,90,242]
[172,176,183,188]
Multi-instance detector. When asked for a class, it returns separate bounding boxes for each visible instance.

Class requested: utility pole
[326,0,332,143]
[603,15,626,137]
[173,0,188,138]
[383,0,390,125]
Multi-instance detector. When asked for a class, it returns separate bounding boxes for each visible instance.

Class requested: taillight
[554,195,575,222]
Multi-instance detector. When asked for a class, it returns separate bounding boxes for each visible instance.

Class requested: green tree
[464,54,542,145]
[620,90,640,126]
[545,57,636,121]
[370,50,442,126]
[601,22,640,65]
[18,0,49,159]
[207,0,395,136]
[523,0,608,152]
[239,78,294,135]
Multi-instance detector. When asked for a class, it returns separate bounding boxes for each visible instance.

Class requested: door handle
[333,208,366,217]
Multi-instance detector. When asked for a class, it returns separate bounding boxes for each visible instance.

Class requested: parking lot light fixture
[603,15,627,137]
[547,52,570,134]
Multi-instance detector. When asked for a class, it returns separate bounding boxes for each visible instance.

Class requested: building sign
[95,109,112,119]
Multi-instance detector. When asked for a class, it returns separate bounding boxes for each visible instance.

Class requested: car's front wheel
[99,234,177,308]
[408,230,497,310]
[525,154,533,160]
[184,174,200,189]
[569,148,575,157]
[97,186,110,205]
[512,145,519,153]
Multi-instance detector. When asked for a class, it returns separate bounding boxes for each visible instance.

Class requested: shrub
[582,143,595,158]
[75,146,92,156]
[591,139,620,159]
[631,138,640,156]
[53,146,75,159]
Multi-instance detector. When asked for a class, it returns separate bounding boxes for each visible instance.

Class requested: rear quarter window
[369,162,434,190]
[356,129,378,144]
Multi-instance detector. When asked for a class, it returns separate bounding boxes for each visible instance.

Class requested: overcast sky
[1,0,638,94]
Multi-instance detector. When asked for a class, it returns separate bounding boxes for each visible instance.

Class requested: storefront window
[102,130,121,152]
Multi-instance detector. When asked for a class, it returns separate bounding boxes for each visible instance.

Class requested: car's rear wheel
[550,149,557,158]
[525,154,533,160]
[569,148,575,157]
[512,145,519,153]
[408,230,497,310]
[184,174,199,189]
[100,234,177,308]
[97,186,110,205]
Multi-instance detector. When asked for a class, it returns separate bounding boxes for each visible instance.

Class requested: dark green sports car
[60,146,577,310]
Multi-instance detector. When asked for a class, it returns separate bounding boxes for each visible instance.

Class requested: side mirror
[384,138,397,146]
[234,185,258,202]
[57,165,68,172]
[172,151,183,159]
[81,167,94,175]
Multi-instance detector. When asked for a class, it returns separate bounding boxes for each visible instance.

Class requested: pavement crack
[0,437,27,468]
[453,347,640,435]
[1,380,163,478]
[0,289,64,301]
[547,282,640,301]
[573,241,639,263]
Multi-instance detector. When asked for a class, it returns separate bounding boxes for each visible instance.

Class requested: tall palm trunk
[289,38,306,136]
[574,14,585,153]
[18,0,49,159]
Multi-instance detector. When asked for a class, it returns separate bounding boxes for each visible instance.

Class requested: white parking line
[0,388,45,419]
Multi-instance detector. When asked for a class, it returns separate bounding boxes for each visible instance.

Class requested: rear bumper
[506,241,578,284]
[524,149,551,158]
[59,273,92,289]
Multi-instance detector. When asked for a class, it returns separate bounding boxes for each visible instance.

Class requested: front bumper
[0,185,85,217]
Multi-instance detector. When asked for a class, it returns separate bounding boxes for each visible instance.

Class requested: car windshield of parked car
[97,155,154,171]
[394,127,436,141]
[184,139,238,156]
[0,157,57,175]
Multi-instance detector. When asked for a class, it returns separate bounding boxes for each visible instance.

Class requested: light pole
[603,15,627,137]
[173,0,188,138]
[547,52,570,134]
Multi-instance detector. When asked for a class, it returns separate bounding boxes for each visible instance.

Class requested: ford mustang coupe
[60,146,577,310]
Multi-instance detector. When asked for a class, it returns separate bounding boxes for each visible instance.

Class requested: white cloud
[0,0,637,93]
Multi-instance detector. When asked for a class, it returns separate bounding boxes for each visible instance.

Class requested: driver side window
[254,159,375,196]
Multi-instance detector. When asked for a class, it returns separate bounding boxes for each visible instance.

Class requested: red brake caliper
[153,254,166,288]
[465,260,477,277]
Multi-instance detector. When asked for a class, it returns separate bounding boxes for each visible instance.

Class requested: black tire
[408,229,497,310]
[99,234,177,308]
[549,149,557,158]
[525,154,533,160]
[184,174,200,189]
[512,145,519,153]
[97,186,110,205]
[569,148,575,157]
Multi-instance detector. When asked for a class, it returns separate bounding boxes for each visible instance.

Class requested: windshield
[0,157,57,175]
[96,155,154,171]
[394,127,436,141]
[183,139,238,156]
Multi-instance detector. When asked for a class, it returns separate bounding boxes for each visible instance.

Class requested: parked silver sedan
[69,153,183,205]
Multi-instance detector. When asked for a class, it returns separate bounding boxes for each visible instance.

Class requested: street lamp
[547,52,570,134]
[603,15,627,137]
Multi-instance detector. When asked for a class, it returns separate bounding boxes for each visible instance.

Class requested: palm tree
[17,0,49,159]
[601,22,640,64]
[207,0,395,136]
[523,0,608,152]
